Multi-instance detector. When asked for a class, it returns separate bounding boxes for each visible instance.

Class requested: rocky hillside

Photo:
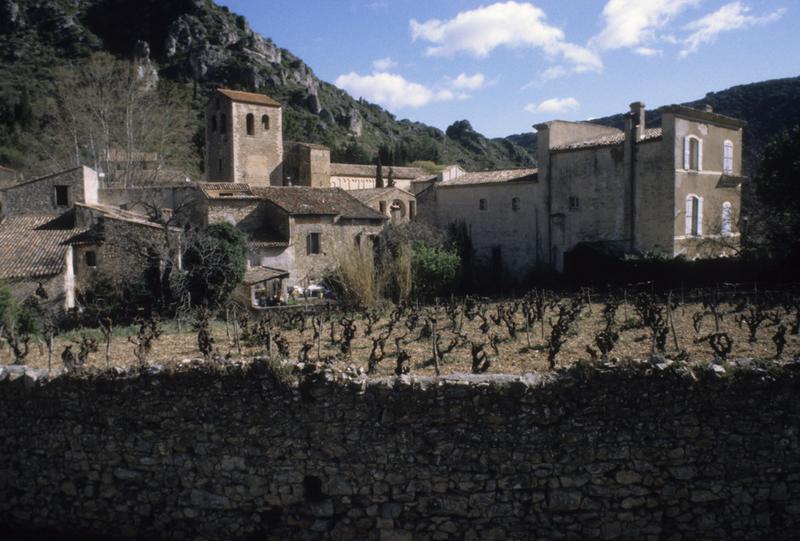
[0,0,535,173]
[506,76,800,176]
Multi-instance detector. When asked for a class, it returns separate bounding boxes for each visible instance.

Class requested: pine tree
[376,156,384,188]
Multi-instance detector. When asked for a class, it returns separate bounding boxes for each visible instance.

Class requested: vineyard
[8,286,800,376]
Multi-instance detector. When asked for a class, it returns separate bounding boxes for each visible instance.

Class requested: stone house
[197,183,385,305]
[426,168,542,276]
[427,102,744,276]
[350,187,417,224]
[0,166,181,311]
[0,165,19,188]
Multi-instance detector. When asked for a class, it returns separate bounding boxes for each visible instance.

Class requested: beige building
[429,102,744,276]
[329,164,429,192]
[205,88,283,186]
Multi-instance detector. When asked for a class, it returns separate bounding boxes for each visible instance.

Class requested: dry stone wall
[0,362,799,540]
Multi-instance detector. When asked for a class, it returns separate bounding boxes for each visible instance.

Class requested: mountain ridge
[0,0,534,173]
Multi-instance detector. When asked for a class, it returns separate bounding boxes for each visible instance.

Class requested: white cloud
[334,71,454,110]
[635,47,663,57]
[372,57,397,71]
[410,1,602,73]
[450,73,486,90]
[593,0,700,51]
[680,2,785,57]
[524,97,580,115]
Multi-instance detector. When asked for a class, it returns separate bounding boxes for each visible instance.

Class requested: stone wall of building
[231,102,283,187]
[289,216,383,286]
[0,166,97,216]
[434,181,544,277]
[0,363,798,540]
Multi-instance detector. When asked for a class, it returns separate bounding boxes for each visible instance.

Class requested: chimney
[629,101,646,140]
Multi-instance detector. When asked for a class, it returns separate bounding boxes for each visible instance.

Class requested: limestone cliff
[0,0,535,172]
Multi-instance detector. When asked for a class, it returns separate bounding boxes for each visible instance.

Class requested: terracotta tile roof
[251,187,387,221]
[197,182,259,200]
[330,163,428,180]
[243,266,290,285]
[439,168,539,187]
[217,88,281,108]
[349,187,415,204]
[552,128,662,151]
[0,212,83,280]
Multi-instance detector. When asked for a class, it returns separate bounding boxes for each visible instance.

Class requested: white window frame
[721,201,733,237]
[723,140,734,174]
[685,194,704,237]
[684,135,703,171]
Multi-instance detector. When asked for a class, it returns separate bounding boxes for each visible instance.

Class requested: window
[379,201,387,214]
[261,114,270,131]
[685,195,703,237]
[211,114,217,132]
[55,185,69,207]
[723,140,734,174]
[246,113,255,135]
[684,136,702,171]
[479,199,488,211]
[568,196,580,210]
[220,113,227,134]
[512,197,521,212]
[409,201,416,219]
[218,159,223,174]
[306,232,321,255]
[85,251,97,268]
[721,202,733,237]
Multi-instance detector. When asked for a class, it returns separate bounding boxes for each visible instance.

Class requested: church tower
[205,88,283,186]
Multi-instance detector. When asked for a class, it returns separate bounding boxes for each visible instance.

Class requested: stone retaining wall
[1,362,799,540]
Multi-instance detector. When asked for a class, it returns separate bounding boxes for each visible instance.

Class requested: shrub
[329,245,381,308]
[412,243,460,300]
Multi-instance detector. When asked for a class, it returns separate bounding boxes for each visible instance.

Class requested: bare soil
[9,298,799,376]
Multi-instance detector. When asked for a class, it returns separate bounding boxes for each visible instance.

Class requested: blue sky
[217,0,798,138]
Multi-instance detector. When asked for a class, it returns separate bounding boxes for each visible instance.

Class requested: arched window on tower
[261,114,270,131]
[246,113,255,135]
[723,140,734,174]
[220,113,227,134]
[685,194,703,237]
[721,202,733,237]
[211,114,217,132]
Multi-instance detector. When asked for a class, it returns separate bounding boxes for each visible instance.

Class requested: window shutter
[697,140,703,171]
[697,197,704,236]
[685,197,693,235]
[306,234,311,255]
[684,137,690,170]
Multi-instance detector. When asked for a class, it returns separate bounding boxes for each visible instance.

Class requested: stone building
[329,164,429,192]
[0,166,181,310]
[197,183,385,305]
[205,88,283,186]
[350,187,417,224]
[427,102,744,276]
[426,168,542,276]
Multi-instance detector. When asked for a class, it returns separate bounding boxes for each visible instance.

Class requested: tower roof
[216,88,281,108]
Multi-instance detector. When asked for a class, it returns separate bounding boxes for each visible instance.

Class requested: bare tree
[26,53,197,185]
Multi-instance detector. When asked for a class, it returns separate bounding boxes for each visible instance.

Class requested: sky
[217,0,799,138]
